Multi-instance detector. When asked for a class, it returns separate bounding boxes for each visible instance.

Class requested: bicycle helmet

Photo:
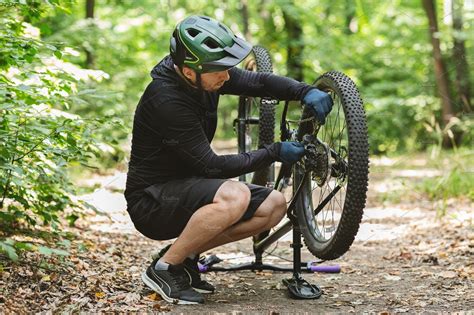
[170,15,252,73]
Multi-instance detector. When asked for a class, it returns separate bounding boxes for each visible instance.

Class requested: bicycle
[202,45,369,299]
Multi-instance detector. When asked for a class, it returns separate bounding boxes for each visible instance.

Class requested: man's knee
[213,181,251,223]
[269,191,287,223]
[255,190,287,225]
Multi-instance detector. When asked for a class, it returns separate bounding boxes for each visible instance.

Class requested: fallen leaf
[399,251,413,260]
[394,308,409,313]
[146,293,160,301]
[153,303,170,311]
[383,275,401,281]
[95,292,105,299]
[438,271,457,279]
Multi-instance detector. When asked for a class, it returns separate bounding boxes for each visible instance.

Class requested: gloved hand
[278,141,305,165]
[302,88,333,125]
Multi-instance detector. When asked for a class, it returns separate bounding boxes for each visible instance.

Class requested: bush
[0,3,116,233]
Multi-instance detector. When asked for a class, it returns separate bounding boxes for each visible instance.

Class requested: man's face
[181,66,230,92]
[200,69,230,91]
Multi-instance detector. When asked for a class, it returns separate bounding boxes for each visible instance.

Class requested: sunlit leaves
[0,3,113,238]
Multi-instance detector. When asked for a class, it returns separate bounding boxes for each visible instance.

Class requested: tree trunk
[86,0,94,18]
[452,0,472,113]
[282,6,303,81]
[85,0,95,68]
[422,0,455,128]
[240,0,251,40]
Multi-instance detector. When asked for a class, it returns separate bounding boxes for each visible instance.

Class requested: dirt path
[1,154,473,313]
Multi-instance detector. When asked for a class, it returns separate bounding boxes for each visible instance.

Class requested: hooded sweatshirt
[124,55,314,201]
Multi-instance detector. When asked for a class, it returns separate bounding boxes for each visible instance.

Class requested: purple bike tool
[307,263,341,273]
[198,263,208,273]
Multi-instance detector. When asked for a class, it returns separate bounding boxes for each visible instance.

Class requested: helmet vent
[186,28,201,38]
[218,23,228,33]
[203,37,220,49]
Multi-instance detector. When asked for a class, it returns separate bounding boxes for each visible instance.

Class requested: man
[125,15,332,304]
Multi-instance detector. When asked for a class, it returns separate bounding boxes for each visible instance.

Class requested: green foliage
[0,2,117,233]
[415,150,474,202]
[418,167,474,201]
[0,239,19,261]
[22,0,473,155]
[0,237,69,262]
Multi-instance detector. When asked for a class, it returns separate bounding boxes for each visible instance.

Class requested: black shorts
[126,177,273,240]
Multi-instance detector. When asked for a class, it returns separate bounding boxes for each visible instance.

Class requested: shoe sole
[193,287,214,294]
[141,272,201,305]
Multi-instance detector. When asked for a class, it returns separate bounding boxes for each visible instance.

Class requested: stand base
[282,275,322,299]
[199,256,341,274]
[198,257,330,300]
[202,261,311,272]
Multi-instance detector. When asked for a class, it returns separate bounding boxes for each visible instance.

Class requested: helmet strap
[195,72,203,90]
[174,64,204,91]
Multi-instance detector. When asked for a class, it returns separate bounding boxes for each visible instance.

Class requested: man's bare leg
[161,181,252,265]
[192,190,287,254]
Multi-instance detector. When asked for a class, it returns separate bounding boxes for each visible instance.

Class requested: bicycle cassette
[302,134,331,187]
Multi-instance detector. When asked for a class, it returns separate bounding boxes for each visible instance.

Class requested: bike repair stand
[199,223,338,299]
[281,225,322,299]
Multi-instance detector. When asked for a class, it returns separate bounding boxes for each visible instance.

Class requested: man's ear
[181,66,196,81]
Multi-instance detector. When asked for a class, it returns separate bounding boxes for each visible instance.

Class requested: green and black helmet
[170,15,252,73]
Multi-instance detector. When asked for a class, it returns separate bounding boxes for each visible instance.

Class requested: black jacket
[125,55,314,200]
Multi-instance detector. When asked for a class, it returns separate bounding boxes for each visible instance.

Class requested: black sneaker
[141,258,204,304]
[157,245,215,294]
[183,256,215,294]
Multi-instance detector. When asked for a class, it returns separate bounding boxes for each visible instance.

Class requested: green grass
[416,167,474,201]
[411,149,474,203]
[370,148,474,171]
[371,149,474,204]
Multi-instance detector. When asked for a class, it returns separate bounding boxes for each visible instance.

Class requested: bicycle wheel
[237,45,275,185]
[294,71,369,260]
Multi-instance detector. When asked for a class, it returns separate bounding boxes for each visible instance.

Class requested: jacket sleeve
[155,101,280,179]
[218,67,315,100]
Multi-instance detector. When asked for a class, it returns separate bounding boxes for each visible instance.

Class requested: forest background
[0,0,472,260]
